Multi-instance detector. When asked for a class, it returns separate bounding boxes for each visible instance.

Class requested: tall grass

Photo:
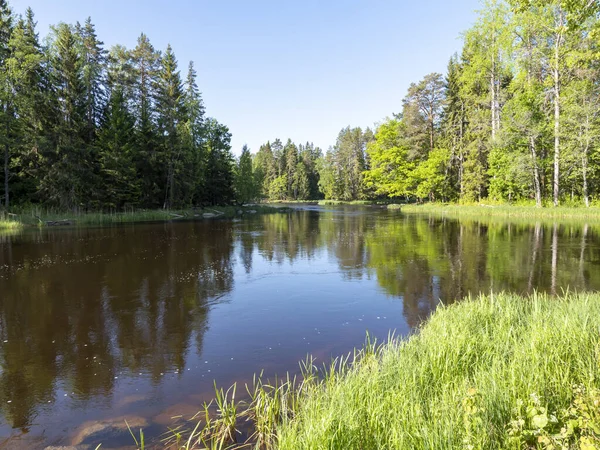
[0,212,22,231]
[0,205,287,228]
[402,203,600,219]
[150,292,600,449]
[317,200,373,206]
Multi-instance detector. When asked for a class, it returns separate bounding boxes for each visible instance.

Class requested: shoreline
[401,203,600,220]
[147,291,600,449]
[0,205,289,230]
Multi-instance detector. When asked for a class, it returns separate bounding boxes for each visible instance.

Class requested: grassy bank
[317,200,373,206]
[0,219,22,231]
[152,292,600,449]
[402,203,600,219]
[0,205,286,229]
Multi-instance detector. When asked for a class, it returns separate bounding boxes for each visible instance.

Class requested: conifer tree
[0,0,12,207]
[204,118,234,205]
[155,44,185,208]
[235,144,257,204]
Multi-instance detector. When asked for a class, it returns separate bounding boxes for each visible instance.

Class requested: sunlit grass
[402,202,600,219]
[0,212,22,232]
[143,292,600,449]
[317,200,373,206]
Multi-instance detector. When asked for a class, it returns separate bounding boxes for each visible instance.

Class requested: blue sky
[9,0,481,154]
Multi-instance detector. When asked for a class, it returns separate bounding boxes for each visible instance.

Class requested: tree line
[252,0,600,206]
[2,0,599,209]
[0,0,240,210]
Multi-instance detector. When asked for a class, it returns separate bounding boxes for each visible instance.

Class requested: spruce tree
[0,0,12,207]
[204,118,234,205]
[43,23,89,209]
[234,144,257,204]
[182,61,205,206]
[97,88,139,209]
[76,17,106,144]
[155,44,185,208]
[132,33,160,207]
[6,9,47,203]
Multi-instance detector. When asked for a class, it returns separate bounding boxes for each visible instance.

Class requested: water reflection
[0,209,599,446]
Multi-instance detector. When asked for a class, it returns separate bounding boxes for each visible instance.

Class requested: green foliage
[363,119,413,199]
[234,145,258,204]
[0,5,235,211]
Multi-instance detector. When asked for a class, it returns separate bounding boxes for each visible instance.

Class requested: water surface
[0,206,599,448]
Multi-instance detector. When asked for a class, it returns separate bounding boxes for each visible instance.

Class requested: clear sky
[9,0,481,154]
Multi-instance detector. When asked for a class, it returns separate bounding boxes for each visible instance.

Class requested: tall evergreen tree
[43,23,89,209]
[97,88,139,209]
[155,44,185,208]
[131,33,161,206]
[0,0,12,208]
[182,61,205,205]
[6,8,47,203]
[204,118,234,205]
[76,17,106,144]
[235,144,257,204]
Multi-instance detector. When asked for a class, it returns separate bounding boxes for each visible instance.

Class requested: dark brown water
[1,206,599,448]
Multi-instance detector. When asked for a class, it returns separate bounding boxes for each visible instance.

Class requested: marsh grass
[147,292,600,450]
[0,205,287,228]
[0,212,22,231]
[403,203,600,220]
[317,200,373,206]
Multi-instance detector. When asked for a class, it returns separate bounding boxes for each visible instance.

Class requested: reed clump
[144,292,600,450]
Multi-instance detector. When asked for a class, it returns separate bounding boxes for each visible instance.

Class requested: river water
[0,206,599,448]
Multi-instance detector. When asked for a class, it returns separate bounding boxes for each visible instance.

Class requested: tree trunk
[552,15,564,207]
[582,147,589,208]
[530,137,542,207]
[491,54,497,141]
[551,223,558,295]
[4,119,9,209]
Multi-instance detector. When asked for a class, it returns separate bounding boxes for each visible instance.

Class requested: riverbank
[0,218,22,231]
[402,203,600,219]
[0,205,287,229]
[157,291,600,449]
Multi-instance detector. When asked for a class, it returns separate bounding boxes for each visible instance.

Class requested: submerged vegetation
[125,292,600,449]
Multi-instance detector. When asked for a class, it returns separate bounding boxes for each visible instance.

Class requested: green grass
[402,203,600,220]
[152,292,600,449]
[0,212,23,231]
[317,200,373,206]
[0,219,22,231]
[0,205,287,229]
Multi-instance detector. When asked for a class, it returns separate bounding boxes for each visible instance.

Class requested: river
[0,205,598,448]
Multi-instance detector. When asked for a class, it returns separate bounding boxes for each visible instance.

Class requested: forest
[255,0,600,207]
[1,0,599,210]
